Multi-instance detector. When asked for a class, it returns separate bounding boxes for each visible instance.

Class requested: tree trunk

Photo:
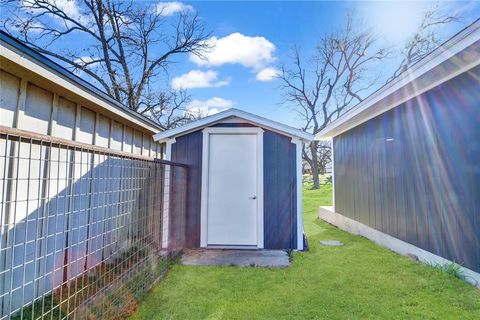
[310,141,320,189]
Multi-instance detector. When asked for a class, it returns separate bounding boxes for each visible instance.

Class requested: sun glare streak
[402,43,477,261]
[364,2,425,45]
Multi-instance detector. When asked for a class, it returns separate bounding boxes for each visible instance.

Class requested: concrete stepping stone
[320,240,344,246]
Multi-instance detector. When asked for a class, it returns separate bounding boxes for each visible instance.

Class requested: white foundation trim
[162,138,176,249]
[331,140,335,211]
[200,127,264,249]
[291,138,304,251]
[318,206,480,288]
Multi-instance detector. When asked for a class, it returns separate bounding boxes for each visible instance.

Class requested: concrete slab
[181,249,290,267]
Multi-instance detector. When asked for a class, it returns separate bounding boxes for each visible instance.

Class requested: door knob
[249,195,257,200]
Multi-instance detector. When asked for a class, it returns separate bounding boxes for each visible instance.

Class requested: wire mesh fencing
[0,126,187,319]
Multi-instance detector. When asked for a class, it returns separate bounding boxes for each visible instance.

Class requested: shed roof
[0,30,162,134]
[316,19,480,140]
[153,108,314,142]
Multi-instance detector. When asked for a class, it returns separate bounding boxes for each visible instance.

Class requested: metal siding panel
[263,130,276,248]
[384,113,394,236]
[356,125,369,225]
[333,136,345,215]
[419,99,437,254]
[384,112,398,238]
[431,90,457,262]
[142,134,150,156]
[192,131,203,247]
[95,115,110,148]
[123,126,133,153]
[150,139,157,158]
[430,68,480,271]
[339,136,348,216]
[472,68,480,272]
[332,137,341,213]
[344,134,355,219]
[110,121,123,151]
[333,69,479,272]
[22,83,52,135]
[133,130,142,155]
[0,70,20,127]
[278,134,294,249]
[351,130,359,221]
[172,130,203,248]
[263,130,296,249]
[54,97,76,140]
[278,135,291,248]
[76,107,95,144]
[370,122,382,231]
[377,115,389,234]
[353,128,361,222]
[365,121,376,228]
[392,108,407,242]
[410,98,431,252]
[402,101,420,247]
[290,141,297,248]
[422,93,445,259]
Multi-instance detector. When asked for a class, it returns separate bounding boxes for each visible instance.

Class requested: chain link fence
[0,126,187,319]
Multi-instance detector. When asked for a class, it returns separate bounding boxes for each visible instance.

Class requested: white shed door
[207,133,258,246]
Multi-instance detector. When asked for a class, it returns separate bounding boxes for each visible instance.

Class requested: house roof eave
[316,19,480,140]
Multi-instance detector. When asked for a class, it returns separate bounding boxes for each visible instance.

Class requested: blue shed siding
[171,130,203,248]
[263,131,297,249]
[171,125,298,249]
[333,66,480,272]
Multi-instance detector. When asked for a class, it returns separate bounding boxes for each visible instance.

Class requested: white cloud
[53,0,91,25]
[21,0,92,26]
[189,33,276,71]
[156,2,193,16]
[185,97,233,117]
[171,70,229,90]
[256,67,280,82]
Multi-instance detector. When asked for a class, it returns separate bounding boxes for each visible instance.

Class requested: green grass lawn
[133,185,480,319]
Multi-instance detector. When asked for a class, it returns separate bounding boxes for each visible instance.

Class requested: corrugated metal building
[317,21,479,279]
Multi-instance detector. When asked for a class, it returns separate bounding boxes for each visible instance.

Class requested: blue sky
[163,1,479,127]
[6,1,479,128]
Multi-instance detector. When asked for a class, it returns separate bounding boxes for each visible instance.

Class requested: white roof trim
[153,108,314,142]
[316,19,480,140]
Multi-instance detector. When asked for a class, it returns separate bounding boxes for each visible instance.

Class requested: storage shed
[316,21,479,281]
[153,109,313,250]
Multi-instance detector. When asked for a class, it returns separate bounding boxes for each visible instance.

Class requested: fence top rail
[0,125,187,168]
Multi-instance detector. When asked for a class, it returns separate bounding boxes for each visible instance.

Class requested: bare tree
[388,7,460,82]
[147,89,208,130]
[280,8,461,189]
[2,0,210,128]
[279,16,388,189]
